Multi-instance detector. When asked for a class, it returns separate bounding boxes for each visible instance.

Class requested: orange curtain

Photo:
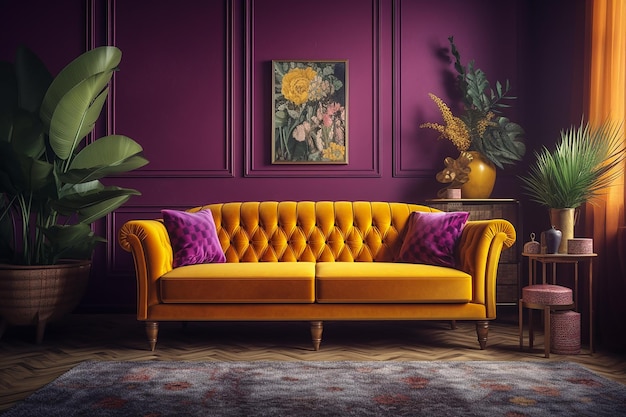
[586,0,626,349]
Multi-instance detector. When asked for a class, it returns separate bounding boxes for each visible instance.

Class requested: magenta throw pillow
[162,209,226,267]
[397,211,470,268]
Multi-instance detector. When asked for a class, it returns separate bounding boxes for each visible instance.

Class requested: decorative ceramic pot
[460,151,496,199]
[0,260,91,343]
[549,208,576,253]
[544,226,562,254]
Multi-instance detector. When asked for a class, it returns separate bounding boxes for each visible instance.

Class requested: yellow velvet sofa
[118,201,515,351]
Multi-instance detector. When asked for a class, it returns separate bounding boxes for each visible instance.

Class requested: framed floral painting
[272,60,348,164]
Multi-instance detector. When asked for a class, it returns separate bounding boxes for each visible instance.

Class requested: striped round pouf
[550,310,581,354]
[522,284,573,305]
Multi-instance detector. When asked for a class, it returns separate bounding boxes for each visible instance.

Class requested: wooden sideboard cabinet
[425,199,522,311]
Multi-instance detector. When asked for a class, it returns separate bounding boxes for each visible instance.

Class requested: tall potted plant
[520,119,625,253]
[0,45,148,342]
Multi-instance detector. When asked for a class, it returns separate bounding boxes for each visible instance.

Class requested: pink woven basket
[551,310,581,354]
[567,238,593,254]
[522,284,573,305]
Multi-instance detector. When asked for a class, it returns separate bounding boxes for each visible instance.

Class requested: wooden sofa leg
[310,321,323,351]
[475,320,489,350]
[0,319,6,341]
[35,316,47,345]
[146,321,159,351]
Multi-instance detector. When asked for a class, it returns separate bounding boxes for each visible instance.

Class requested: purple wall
[1,0,586,310]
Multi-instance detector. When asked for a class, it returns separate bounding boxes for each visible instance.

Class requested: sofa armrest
[118,220,173,319]
[457,219,516,318]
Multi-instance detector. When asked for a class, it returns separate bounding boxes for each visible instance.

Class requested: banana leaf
[61,135,148,183]
[40,46,121,127]
[0,147,56,196]
[53,182,140,223]
[6,108,45,158]
[40,223,106,263]
[48,72,113,161]
[14,46,53,114]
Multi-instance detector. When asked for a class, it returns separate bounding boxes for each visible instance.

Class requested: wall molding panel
[105,0,235,179]
[244,0,382,178]
[392,0,436,179]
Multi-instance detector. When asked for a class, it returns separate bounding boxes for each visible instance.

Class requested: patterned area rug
[3,360,626,416]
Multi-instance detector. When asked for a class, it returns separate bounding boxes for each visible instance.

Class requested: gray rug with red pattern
[3,360,626,416]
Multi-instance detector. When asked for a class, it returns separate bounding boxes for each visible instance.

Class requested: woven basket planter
[0,260,91,343]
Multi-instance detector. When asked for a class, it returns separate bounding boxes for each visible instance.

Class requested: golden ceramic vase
[460,151,496,199]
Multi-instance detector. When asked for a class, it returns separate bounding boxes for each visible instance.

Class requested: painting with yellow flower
[272,60,348,164]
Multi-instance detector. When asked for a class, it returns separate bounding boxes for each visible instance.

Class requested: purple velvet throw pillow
[162,209,226,267]
[397,211,470,268]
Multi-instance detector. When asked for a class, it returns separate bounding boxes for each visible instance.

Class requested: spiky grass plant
[520,120,625,208]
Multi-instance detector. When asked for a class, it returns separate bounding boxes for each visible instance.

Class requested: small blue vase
[544,226,562,254]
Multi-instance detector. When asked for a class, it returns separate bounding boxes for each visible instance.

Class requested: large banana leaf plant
[0,45,148,265]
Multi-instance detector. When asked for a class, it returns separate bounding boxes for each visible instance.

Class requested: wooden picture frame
[272,60,348,164]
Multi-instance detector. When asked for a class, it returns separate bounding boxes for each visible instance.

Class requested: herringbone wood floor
[1,313,625,413]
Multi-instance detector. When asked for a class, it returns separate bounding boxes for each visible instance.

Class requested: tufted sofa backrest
[191,201,438,263]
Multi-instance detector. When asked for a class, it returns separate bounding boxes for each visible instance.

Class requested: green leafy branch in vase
[421,36,525,170]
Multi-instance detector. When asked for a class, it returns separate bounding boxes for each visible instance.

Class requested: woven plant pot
[0,260,91,343]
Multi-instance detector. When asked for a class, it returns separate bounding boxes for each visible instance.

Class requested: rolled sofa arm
[118,220,173,319]
[457,219,516,319]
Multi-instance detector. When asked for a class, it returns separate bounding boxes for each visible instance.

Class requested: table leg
[544,305,551,358]
[589,259,594,355]
[529,308,534,348]
[519,300,524,350]
[574,261,579,311]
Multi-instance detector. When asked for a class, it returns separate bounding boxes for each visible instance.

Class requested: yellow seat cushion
[315,262,472,303]
[160,262,315,303]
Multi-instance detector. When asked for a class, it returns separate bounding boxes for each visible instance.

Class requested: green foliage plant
[520,119,625,209]
[449,36,526,168]
[421,37,526,169]
[0,46,148,265]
